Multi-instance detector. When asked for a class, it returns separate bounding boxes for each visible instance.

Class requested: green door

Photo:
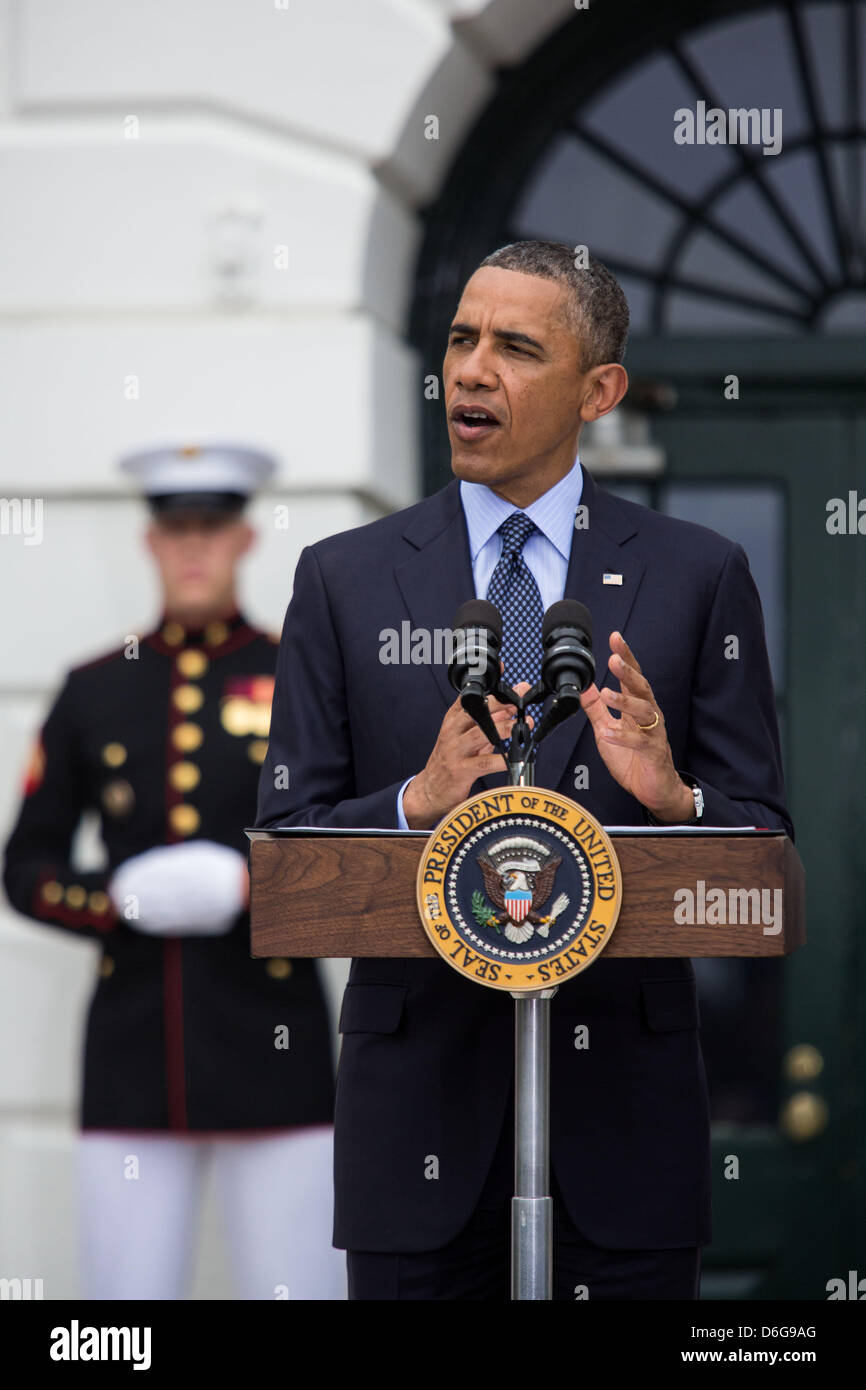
[610,338,864,1299]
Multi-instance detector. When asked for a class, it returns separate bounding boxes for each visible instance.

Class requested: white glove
[108,841,248,936]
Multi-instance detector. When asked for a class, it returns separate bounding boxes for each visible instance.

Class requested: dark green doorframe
[615,336,864,1298]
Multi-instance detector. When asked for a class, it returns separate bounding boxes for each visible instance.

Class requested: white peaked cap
[119,443,277,498]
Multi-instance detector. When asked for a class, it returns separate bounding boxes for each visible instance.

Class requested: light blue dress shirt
[396,456,584,827]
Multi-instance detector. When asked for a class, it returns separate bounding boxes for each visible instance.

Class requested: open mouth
[451,405,502,442]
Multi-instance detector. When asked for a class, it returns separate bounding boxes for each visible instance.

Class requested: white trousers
[78,1127,347,1300]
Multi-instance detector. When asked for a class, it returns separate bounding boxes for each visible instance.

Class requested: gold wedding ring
[636,710,660,732]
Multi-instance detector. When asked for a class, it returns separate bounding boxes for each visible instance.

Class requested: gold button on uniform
[172,722,203,752]
[177,650,208,679]
[100,956,115,978]
[89,891,111,915]
[173,683,204,714]
[220,698,250,736]
[250,704,271,737]
[169,804,200,836]
[162,621,185,647]
[41,880,64,905]
[266,958,292,980]
[169,761,201,792]
[66,885,87,908]
[205,620,229,647]
[247,739,268,764]
[101,778,135,817]
[101,742,127,768]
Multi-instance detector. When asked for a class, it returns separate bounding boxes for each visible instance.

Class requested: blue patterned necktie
[485,511,545,729]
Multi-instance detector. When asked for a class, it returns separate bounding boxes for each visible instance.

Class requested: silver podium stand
[508,754,557,1300]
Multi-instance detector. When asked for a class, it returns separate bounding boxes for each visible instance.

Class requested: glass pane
[513,133,680,268]
[659,480,788,1127]
[802,1,848,127]
[616,275,654,333]
[827,141,866,270]
[665,291,803,333]
[659,482,785,690]
[677,229,810,312]
[581,51,738,198]
[712,179,825,288]
[685,9,809,142]
[695,958,785,1123]
[763,148,841,281]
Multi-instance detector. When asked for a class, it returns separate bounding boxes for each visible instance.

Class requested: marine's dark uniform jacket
[3,610,335,1132]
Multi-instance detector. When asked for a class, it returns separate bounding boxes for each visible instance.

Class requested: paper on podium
[247,823,759,839]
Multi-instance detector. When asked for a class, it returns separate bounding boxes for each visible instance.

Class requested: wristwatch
[645,772,704,826]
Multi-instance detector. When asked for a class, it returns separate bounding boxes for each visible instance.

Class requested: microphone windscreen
[454,599,503,640]
[542,599,592,644]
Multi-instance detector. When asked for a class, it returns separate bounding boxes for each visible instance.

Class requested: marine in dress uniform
[2,445,344,1300]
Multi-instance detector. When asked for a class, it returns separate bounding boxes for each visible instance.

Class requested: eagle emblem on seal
[472,836,570,944]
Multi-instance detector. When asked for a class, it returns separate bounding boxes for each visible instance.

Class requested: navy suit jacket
[256,464,792,1252]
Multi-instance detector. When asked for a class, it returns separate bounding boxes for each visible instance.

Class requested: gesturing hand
[580,631,693,822]
[402,676,535,831]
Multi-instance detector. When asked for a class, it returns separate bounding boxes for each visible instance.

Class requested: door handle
[783,1043,823,1082]
[780,1091,829,1142]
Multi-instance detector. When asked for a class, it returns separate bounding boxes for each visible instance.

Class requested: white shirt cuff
[396,776,416,830]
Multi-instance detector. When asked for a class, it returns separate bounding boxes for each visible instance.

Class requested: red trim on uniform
[22,734,46,796]
[209,624,259,659]
[165,658,185,839]
[144,609,259,659]
[32,869,117,933]
[79,1123,335,1138]
[163,938,188,1129]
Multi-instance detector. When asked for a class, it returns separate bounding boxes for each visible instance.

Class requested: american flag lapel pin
[603,572,623,585]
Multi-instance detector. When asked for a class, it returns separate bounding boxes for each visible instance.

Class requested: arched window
[412,0,866,489]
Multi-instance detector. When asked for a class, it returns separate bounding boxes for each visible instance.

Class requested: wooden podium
[248,827,804,959]
[247,823,805,1297]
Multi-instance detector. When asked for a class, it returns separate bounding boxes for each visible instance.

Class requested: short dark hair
[475,240,629,371]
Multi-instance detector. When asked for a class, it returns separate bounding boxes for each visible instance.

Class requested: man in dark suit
[256,240,792,1299]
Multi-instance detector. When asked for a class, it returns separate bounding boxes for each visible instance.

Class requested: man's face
[145,512,254,619]
[443,267,591,500]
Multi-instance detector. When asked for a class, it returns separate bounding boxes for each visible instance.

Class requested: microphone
[531,600,595,743]
[449,600,506,752]
[541,600,595,699]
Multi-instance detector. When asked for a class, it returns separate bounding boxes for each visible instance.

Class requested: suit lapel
[534,467,646,793]
[394,480,475,711]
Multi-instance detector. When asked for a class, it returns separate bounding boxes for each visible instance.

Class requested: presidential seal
[416,788,622,992]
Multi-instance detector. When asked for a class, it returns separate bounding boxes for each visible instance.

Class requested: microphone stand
[487,677,567,1300]
[453,608,593,1296]
[491,678,545,785]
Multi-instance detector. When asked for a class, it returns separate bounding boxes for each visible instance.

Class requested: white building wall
[0,0,573,1298]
